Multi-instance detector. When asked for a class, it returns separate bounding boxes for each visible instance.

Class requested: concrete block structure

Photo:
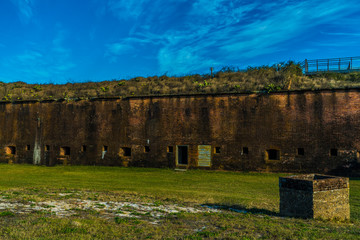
[279,174,350,219]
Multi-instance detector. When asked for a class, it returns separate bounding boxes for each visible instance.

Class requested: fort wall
[1,89,360,174]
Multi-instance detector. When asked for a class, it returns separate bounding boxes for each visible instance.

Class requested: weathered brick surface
[0,89,359,174]
[313,188,350,219]
[280,174,350,219]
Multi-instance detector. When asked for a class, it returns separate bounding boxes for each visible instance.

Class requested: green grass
[0,164,283,208]
[0,164,359,239]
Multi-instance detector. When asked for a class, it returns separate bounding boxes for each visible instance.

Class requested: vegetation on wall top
[2,61,360,101]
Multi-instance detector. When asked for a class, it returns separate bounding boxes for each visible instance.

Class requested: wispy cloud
[321,32,360,36]
[104,42,135,63]
[298,48,317,54]
[104,35,167,63]
[313,41,359,48]
[106,43,133,55]
[17,50,42,61]
[104,0,360,75]
[157,0,360,74]
[0,26,75,83]
[107,0,148,20]
[10,0,35,23]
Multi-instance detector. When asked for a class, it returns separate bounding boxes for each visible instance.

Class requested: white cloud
[105,42,134,63]
[155,0,360,74]
[321,32,360,37]
[158,46,219,75]
[104,34,167,62]
[17,50,43,61]
[104,0,360,75]
[10,0,35,23]
[107,0,148,20]
[106,43,133,55]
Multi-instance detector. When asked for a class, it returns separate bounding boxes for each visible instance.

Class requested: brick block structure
[279,174,350,219]
[0,89,359,175]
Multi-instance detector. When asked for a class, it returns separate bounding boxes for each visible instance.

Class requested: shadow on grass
[202,204,278,216]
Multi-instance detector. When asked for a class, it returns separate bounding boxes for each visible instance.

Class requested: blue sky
[0,0,360,84]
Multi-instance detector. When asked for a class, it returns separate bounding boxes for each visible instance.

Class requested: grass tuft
[0,211,14,217]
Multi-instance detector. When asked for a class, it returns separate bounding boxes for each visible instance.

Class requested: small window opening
[330,148,338,156]
[103,145,108,152]
[266,149,280,160]
[120,147,131,157]
[26,145,30,151]
[167,146,173,153]
[297,148,305,156]
[243,147,249,155]
[5,146,16,155]
[214,147,221,154]
[145,146,150,153]
[60,147,70,156]
[45,145,50,152]
[81,145,87,152]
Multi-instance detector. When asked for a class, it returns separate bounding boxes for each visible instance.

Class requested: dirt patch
[0,192,220,224]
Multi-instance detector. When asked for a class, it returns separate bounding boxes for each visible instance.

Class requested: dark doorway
[266,149,280,160]
[177,146,188,165]
[330,148,338,156]
[297,148,304,156]
[120,147,132,157]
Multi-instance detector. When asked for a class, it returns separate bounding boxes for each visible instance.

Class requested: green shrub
[33,85,42,92]
[0,211,14,217]
[100,87,109,92]
[264,84,282,93]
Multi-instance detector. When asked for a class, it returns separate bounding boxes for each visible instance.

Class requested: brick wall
[0,89,359,174]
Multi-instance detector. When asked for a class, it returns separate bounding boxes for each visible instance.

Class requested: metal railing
[302,56,360,74]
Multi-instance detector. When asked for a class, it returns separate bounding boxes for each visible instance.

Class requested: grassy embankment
[2,62,360,101]
[0,164,359,239]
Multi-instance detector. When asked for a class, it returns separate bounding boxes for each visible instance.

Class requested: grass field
[0,164,359,239]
